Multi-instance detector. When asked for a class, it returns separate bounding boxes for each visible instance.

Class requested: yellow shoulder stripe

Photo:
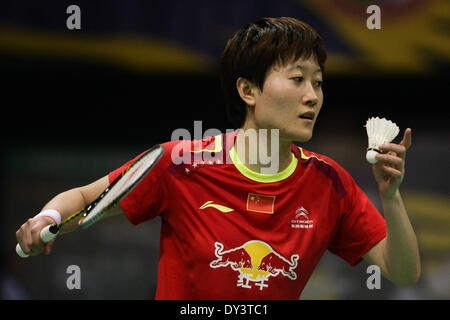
[298,147,331,166]
[192,134,223,153]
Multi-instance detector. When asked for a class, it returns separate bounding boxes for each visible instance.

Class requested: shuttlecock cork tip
[366,149,379,164]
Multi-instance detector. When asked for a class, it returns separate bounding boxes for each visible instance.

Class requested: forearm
[40,176,111,233]
[382,190,421,285]
[41,187,88,233]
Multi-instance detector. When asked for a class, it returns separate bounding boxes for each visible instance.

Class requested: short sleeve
[108,143,173,225]
[328,170,387,266]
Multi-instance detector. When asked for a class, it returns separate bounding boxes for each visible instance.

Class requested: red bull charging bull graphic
[210,240,299,290]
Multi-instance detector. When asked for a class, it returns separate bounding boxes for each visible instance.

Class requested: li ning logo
[291,206,314,229]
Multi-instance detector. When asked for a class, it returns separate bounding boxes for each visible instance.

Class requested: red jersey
[109,131,386,299]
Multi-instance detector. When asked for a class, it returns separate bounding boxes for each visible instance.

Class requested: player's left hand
[372,128,412,199]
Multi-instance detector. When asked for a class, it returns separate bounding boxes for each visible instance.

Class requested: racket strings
[57,170,118,228]
[77,146,163,229]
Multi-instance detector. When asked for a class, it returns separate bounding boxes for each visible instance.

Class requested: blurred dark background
[1,0,449,299]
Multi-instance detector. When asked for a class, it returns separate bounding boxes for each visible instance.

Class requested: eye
[292,76,304,83]
[315,80,323,88]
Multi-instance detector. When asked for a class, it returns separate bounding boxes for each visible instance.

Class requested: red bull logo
[209,240,299,290]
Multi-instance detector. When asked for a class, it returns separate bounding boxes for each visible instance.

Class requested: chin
[281,128,313,143]
[294,135,313,143]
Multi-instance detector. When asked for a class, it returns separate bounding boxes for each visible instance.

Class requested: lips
[299,111,315,120]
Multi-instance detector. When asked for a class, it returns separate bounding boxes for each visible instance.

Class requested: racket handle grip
[16,243,29,258]
[40,225,58,243]
[16,225,58,258]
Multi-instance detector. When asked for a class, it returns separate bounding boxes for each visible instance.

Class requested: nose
[302,82,318,107]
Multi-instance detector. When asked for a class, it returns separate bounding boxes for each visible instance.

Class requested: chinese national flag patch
[246,193,276,214]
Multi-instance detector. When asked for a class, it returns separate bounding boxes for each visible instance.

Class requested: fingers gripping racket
[16,145,164,258]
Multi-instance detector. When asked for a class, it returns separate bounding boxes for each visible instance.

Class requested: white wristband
[34,209,62,225]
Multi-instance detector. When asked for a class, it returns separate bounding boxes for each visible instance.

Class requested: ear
[236,77,258,107]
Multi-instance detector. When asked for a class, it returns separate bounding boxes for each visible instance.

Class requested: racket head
[78,144,164,229]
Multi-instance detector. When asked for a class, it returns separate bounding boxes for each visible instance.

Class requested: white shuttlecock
[364,117,400,164]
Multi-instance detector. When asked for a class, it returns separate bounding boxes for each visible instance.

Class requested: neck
[235,126,293,175]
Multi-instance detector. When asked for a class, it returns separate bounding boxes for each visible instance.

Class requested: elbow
[385,252,421,286]
[390,268,421,286]
[408,269,421,286]
[393,275,420,286]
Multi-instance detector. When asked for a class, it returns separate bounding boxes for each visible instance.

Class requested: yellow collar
[229,145,298,183]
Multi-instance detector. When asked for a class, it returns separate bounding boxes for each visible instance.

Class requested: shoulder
[161,133,224,160]
[296,146,346,172]
[295,146,355,199]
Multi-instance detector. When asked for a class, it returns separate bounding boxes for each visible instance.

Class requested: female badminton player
[16,17,420,299]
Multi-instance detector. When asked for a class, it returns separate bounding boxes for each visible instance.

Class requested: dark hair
[220,17,327,128]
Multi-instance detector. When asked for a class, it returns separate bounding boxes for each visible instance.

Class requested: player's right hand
[16,216,57,256]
